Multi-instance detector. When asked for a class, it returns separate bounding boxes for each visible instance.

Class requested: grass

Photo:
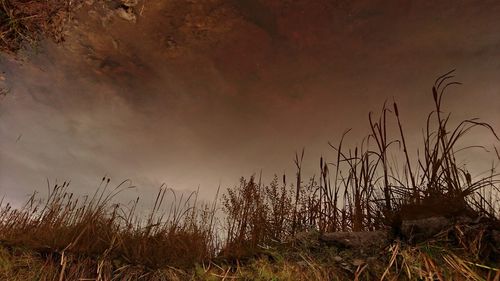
[0,72,499,280]
[0,180,219,279]
[0,0,74,54]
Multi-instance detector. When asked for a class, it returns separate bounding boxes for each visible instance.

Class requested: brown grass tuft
[0,0,75,54]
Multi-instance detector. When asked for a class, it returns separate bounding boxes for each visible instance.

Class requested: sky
[1,0,499,207]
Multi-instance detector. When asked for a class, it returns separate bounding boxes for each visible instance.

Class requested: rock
[320,231,388,249]
[116,7,136,23]
[400,216,452,243]
[293,229,320,248]
[333,256,343,262]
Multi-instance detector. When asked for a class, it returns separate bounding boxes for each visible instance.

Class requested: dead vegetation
[221,70,499,246]
[0,0,75,54]
[0,180,219,280]
[0,72,499,279]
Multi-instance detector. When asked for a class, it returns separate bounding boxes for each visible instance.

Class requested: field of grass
[0,71,499,280]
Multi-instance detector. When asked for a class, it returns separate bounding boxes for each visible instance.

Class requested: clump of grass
[221,175,294,258]
[0,178,219,279]
[220,71,499,257]
[0,0,75,54]
[380,240,500,281]
[390,71,500,221]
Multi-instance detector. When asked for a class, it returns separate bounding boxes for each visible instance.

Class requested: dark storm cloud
[1,0,499,205]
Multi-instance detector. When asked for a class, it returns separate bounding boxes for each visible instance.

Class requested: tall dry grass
[0,178,219,275]
[220,70,500,254]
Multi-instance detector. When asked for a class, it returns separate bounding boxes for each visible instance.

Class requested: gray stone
[401,216,452,242]
[320,231,388,249]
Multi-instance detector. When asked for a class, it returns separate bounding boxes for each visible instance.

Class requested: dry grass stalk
[0,178,218,276]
